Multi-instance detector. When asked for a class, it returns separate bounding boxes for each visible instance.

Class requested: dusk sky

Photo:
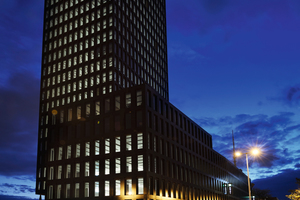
[0,0,300,200]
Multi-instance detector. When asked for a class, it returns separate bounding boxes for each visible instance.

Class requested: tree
[286,178,300,200]
[252,188,272,200]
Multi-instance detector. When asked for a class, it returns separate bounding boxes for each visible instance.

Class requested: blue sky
[0,0,300,200]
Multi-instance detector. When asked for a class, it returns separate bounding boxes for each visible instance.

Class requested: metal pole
[246,153,252,200]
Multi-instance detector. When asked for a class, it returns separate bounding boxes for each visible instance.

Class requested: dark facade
[36,0,248,200]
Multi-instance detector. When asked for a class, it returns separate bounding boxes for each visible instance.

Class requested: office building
[36,0,249,200]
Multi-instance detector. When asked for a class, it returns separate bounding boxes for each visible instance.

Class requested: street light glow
[251,148,260,156]
[235,151,242,157]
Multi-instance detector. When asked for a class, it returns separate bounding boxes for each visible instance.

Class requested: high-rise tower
[36,0,248,200]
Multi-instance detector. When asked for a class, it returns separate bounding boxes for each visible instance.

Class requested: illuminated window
[75,183,79,198]
[126,135,132,151]
[105,138,110,154]
[50,148,54,161]
[58,147,62,160]
[86,104,90,117]
[115,158,121,174]
[115,136,121,152]
[48,185,53,199]
[57,185,61,199]
[126,93,131,108]
[66,184,70,198]
[137,90,142,106]
[85,142,90,156]
[95,182,99,197]
[66,164,71,178]
[95,140,100,155]
[75,144,80,157]
[85,162,89,176]
[49,167,54,180]
[126,156,132,172]
[85,182,89,197]
[95,160,99,176]
[115,180,121,195]
[105,180,110,196]
[105,159,110,174]
[66,145,71,159]
[57,166,62,179]
[137,178,144,194]
[75,163,80,177]
[137,133,143,149]
[125,179,132,195]
[138,155,143,171]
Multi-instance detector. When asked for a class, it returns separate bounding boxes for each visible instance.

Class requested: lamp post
[235,148,260,200]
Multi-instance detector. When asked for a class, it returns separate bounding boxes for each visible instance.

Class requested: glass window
[75,183,79,198]
[126,135,132,151]
[77,106,81,119]
[115,96,120,111]
[105,159,110,175]
[115,137,121,152]
[66,164,71,178]
[95,140,100,155]
[137,90,142,106]
[86,104,90,117]
[66,184,70,198]
[85,142,90,156]
[57,166,62,179]
[126,93,131,108]
[85,182,89,197]
[105,138,110,154]
[126,156,132,172]
[76,144,80,157]
[66,145,71,159]
[95,101,100,115]
[85,162,89,176]
[75,163,80,177]
[95,160,99,176]
[68,108,72,121]
[125,179,132,195]
[105,181,110,196]
[137,133,143,149]
[58,147,62,160]
[115,180,121,195]
[115,158,121,174]
[138,155,143,171]
[137,178,144,194]
[95,182,99,197]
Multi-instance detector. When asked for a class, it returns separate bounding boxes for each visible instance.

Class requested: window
[115,137,121,152]
[115,180,121,195]
[95,182,99,197]
[85,142,90,156]
[57,166,62,179]
[85,162,89,176]
[137,133,143,149]
[105,181,110,196]
[76,144,80,157]
[126,93,131,108]
[75,183,79,198]
[137,90,142,106]
[58,147,62,160]
[68,108,72,121]
[50,148,54,161]
[115,158,121,174]
[66,145,71,159]
[126,156,132,172]
[75,163,80,177]
[86,104,90,117]
[115,96,120,111]
[125,179,132,195]
[105,138,110,154]
[105,159,110,174]
[137,178,144,194]
[66,184,70,198]
[126,135,132,151]
[95,140,100,155]
[57,185,61,199]
[138,155,143,171]
[95,160,99,176]
[66,164,71,178]
[85,182,89,197]
[77,106,81,119]
[95,101,100,115]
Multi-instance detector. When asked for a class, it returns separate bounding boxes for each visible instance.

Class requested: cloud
[0,195,38,200]
[0,71,40,177]
[0,184,35,194]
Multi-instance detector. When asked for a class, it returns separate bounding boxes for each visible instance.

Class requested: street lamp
[235,148,260,200]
